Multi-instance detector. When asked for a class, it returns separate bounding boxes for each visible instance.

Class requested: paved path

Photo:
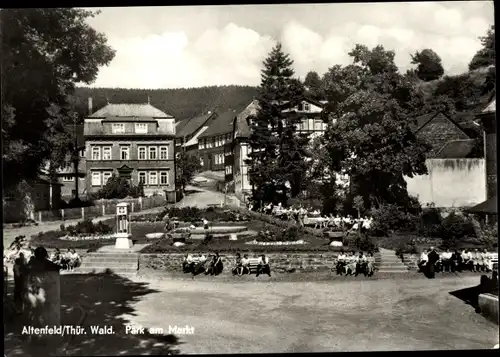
[121,275,498,353]
[176,185,239,209]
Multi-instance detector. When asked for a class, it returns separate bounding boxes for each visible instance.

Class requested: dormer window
[112,123,125,134]
[304,103,310,112]
[135,123,148,134]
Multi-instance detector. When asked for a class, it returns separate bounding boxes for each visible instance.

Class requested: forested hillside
[74,85,259,121]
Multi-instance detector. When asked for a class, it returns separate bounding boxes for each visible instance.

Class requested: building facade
[229,98,327,201]
[84,100,177,202]
[197,111,236,172]
[175,111,217,158]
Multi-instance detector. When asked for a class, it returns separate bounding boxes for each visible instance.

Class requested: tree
[469,25,495,71]
[2,9,115,191]
[176,152,202,192]
[98,175,133,199]
[304,71,323,99]
[411,49,445,82]
[246,43,309,204]
[321,44,430,211]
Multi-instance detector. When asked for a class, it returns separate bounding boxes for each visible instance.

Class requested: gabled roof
[482,98,496,114]
[412,112,467,136]
[198,111,236,138]
[183,126,209,147]
[177,112,216,138]
[434,139,477,159]
[88,103,173,118]
[234,100,260,139]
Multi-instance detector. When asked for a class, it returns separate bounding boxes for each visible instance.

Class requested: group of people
[418,247,496,279]
[232,253,271,277]
[251,202,373,232]
[182,252,223,277]
[49,248,82,271]
[182,252,272,278]
[333,250,376,277]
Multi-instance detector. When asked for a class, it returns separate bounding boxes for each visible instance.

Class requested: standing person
[427,247,440,279]
[13,252,27,313]
[418,249,429,273]
[164,213,173,232]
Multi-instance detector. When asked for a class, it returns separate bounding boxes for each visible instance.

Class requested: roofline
[434,138,477,158]
[415,111,469,138]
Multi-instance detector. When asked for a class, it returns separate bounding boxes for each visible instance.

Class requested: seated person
[241,254,250,275]
[232,253,243,276]
[256,254,271,277]
[440,249,453,273]
[50,248,62,265]
[192,253,208,276]
[183,253,195,273]
[461,250,473,271]
[451,250,463,272]
[206,252,223,276]
[471,249,480,272]
[356,252,368,276]
[68,249,81,270]
[60,248,72,269]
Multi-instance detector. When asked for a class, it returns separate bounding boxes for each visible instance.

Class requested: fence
[36,196,168,223]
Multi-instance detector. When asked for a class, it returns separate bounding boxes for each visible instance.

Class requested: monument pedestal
[114,233,133,249]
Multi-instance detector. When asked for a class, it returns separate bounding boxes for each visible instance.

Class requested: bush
[395,239,418,258]
[344,232,378,253]
[96,175,144,199]
[60,198,94,209]
[62,218,113,236]
[369,204,418,237]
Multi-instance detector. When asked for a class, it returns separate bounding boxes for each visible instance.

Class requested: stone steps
[73,252,139,275]
[376,249,408,273]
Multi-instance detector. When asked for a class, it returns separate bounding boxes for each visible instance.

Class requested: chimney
[88,97,93,115]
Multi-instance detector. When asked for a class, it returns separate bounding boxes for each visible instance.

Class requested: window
[102,146,112,160]
[91,172,101,186]
[138,146,146,160]
[225,165,232,175]
[80,149,85,158]
[103,171,112,184]
[120,146,129,160]
[221,154,225,164]
[221,136,226,145]
[159,146,168,160]
[207,139,213,148]
[148,171,158,185]
[214,154,219,165]
[160,171,169,185]
[176,139,181,146]
[300,119,308,131]
[112,123,125,134]
[138,171,146,184]
[304,103,310,112]
[91,147,100,160]
[62,176,74,182]
[135,123,147,134]
[298,103,304,111]
[200,157,204,166]
[199,140,205,150]
[314,119,323,131]
[149,146,157,160]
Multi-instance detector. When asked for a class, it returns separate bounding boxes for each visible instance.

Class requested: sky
[84,1,494,89]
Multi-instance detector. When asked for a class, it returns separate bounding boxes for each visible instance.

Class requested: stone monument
[115,202,133,249]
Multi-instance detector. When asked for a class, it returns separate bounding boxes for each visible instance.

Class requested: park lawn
[29,222,166,251]
[140,234,339,254]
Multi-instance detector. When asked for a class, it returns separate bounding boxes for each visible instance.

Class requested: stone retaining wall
[478,293,499,325]
[401,254,419,271]
[140,252,342,273]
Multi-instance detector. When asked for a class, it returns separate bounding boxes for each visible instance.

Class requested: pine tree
[247,43,309,204]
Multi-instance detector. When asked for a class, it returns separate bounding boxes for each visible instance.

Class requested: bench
[243,258,271,275]
[490,253,498,271]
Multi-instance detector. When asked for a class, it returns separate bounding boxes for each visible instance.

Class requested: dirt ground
[122,274,498,354]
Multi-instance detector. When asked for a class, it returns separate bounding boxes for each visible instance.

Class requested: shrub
[395,239,418,258]
[96,175,144,199]
[369,204,418,236]
[344,232,378,253]
[440,212,476,240]
[63,218,113,236]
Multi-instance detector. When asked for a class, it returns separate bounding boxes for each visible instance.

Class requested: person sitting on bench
[192,253,208,277]
[232,253,243,276]
[183,253,195,273]
[50,248,62,265]
[206,252,223,276]
[256,254,271,277]
[241,254,250,275]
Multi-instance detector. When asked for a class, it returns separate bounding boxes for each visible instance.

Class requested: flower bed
[244,239,307,246]
[59,234,116,241]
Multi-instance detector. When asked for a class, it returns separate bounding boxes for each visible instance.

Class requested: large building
[83,99,177,202]
[197,111,236,172]
[175,111,217,157]
[228,97,327,201]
